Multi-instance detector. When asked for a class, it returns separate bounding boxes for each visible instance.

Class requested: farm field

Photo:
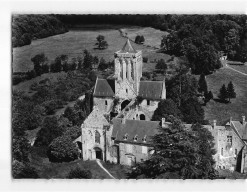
[204,66,247,125]
[12,25,170,73]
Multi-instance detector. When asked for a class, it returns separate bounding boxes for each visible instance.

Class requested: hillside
[12,14,68,47]
[204,65,247,125]
[12,25,169,73]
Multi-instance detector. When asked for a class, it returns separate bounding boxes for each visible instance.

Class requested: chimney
[230,117,232,123]
[242,116,246,124]
[161,118,166,128]
[213,120,217,128]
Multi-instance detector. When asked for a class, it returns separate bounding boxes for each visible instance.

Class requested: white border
[1,0,247,192]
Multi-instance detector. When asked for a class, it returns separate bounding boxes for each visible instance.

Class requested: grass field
[228,64,247,74]
[30,147,124,179]
[122,27,168,49]
[204,66,247,125]
[13,25,170,73]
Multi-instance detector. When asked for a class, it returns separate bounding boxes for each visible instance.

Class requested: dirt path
[223,60,247,76]
[96,159,116,179]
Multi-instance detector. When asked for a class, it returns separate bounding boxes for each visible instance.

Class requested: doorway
[94,147,102,160]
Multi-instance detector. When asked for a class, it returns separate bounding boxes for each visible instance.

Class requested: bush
[66,167,92,179]
[143,57,148,63]
[12,160,39,179]
[35,116,64,146]
[47,135,79,162]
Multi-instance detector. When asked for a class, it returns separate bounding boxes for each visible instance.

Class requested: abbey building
[78,39,247,173]
[80,39,166,166]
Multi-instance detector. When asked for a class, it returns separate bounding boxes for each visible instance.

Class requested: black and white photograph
[2,0,247,190]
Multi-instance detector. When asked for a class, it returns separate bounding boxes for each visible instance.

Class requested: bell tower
[114,39,142,100]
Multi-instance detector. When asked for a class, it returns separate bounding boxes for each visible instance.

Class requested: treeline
[57,14,247,74]
[12,14,68,47]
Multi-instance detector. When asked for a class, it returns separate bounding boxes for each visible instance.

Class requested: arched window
[147,100,150,106]
[105,100,108,106]
[235,149,238,156]
[95,131,100,144]
[126,89,128,94]
[221,148,223,156]
[131,61,134,80]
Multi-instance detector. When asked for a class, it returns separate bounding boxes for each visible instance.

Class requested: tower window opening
[105,100,107,106]
[147,100,150,106]
[126,89,128,94]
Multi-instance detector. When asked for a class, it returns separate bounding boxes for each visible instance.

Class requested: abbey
[80,39,166,166]
[78,39,247,172]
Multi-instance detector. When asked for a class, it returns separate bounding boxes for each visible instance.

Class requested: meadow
[228,64,247,74]
[204,66,247,125]
[12,25,169,73]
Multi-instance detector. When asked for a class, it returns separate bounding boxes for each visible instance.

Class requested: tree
[12,160,39,179]
[35,116,64,146]
[218,84,228,102]
[47,135,79,162]
[205,91,213,102]
[191,123,218,179]
[12,136,31,163]
[180,98,205,124]
[63,126,81,140]
[155,59,168,74]
[83,50,93,70]
[95,35,108,49]
[198,74,208,95]
[152,99,183,121]
[66,167,92,179]
[227,81,236,102]
[128,116,202,179]
[128,116,218,179]
[31,53,48,76]
[135,35,145,44]
[98,57,107,71]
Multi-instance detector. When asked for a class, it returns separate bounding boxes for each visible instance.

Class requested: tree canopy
[128,117,218,179]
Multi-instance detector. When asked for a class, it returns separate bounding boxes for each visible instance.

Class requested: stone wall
[215,126,245,171]
[118,142,151,166]
[94,97,114,113]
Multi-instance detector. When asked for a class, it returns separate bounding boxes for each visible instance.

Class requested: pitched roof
[138,81,164,100]
[111,118,160,144]
[231,121,247,140]
[120,39,137,53]
[93,78,115,97]
[83,106,109,128]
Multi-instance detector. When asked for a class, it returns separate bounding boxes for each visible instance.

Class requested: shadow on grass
[213,98,230,104]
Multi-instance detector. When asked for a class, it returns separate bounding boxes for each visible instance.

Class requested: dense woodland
[12,14,68,47]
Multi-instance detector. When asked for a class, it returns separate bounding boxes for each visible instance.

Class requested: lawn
[204,66,247,125]
[30,147,113,179]
[228,64,247,74]
[101,161,130,179]
[12,25,170,73]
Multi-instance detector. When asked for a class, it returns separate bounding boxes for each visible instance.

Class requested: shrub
[63,126,81,140]
[47,135,79,162]
[12,160,39,179]
[143,57,148,63]
[66,167,92,179]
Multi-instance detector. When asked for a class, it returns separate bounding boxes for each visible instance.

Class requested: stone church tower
[114,39,143,100]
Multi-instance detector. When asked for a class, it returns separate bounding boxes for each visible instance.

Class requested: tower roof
[120,38,137,53]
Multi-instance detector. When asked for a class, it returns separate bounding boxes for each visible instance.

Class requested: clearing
[204,65,247,125]
[13,25,170,73]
